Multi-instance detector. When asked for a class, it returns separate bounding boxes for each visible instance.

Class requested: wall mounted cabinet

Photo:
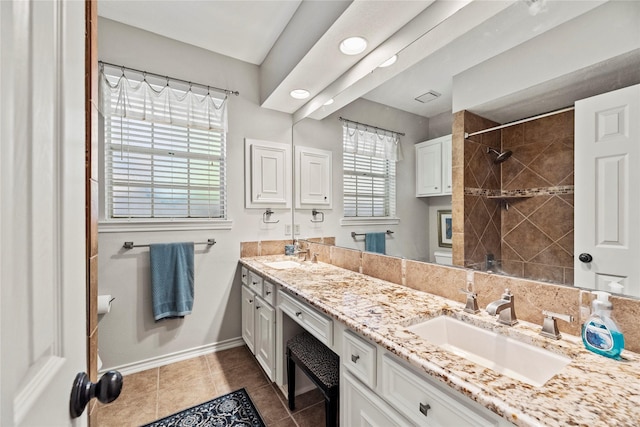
[245,138,291,209]
[416,134,452,197]
[295,146,332,209]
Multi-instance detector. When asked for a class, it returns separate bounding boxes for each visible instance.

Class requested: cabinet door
[241,286,256,353]
[295,146,332,208]
[342,372,410,427]
[442,137,452,195]
[245,139,291,208]
[255,296,276,381]
[416,141,443,196]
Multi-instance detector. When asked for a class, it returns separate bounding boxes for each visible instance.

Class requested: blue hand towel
[365,232,386,255]
[149,242,194,321]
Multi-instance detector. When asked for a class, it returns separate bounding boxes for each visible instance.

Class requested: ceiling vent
[415,90,441,104]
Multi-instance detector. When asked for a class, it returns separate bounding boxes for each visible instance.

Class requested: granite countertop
[239,255,640,427]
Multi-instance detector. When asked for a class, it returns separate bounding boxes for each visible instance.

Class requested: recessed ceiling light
[324,98,334,106]
[290,89,310,99]
[378,55,398,68]
[339,36,367,55]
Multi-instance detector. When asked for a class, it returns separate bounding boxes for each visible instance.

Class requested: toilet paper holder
[98,295,115,314]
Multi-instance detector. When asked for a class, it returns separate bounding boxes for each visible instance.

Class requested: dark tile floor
[96,345,325,426]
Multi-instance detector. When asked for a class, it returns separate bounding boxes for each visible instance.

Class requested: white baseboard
[100,337,245,376]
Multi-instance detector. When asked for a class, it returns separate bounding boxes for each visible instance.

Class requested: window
[101,70,227,220]
[342,126,397,218]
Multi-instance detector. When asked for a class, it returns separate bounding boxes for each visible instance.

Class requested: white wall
[97,19,293,370]
[293,98,434,261]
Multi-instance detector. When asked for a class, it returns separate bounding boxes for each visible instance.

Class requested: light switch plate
[285,224,292,235]
[294,224,300,235]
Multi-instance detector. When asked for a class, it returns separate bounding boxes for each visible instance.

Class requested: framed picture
[437,210,453,248]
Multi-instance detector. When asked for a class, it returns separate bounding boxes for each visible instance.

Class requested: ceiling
[98,0,640,124]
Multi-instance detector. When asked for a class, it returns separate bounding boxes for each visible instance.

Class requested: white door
[0,1,87,425]
[575,84,640,296]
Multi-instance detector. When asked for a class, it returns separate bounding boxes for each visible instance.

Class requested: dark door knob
[70,370,123,418]
[578,253,593,263]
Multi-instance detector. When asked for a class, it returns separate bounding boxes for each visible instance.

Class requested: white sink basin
[264,260,302,269]
[407,316,570,387]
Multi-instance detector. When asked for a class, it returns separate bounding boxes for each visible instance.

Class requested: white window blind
[343,126,396,217]
[101,71,228,219]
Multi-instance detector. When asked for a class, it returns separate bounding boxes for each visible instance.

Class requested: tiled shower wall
[458,110,574,284]
[500,111,574,284]
[461,112,502,267]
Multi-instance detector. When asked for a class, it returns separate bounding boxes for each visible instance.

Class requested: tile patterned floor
[96,345,325,427]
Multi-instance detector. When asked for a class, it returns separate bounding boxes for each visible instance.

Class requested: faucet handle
[459,289,479,314]
[540,310,575,340]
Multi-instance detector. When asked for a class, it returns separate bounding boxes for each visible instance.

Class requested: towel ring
[262,209,279,224]
[311,209,324,223]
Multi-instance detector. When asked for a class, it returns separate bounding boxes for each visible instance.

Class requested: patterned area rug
[141,388,266,427]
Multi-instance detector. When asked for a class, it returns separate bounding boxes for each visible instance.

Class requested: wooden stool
[287,332,339,427]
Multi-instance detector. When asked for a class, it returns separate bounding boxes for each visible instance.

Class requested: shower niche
[458,109,575,285]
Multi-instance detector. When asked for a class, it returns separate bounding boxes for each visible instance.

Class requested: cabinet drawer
[241,266,249,286]
[279,291,333,346]
[248,271,263,295]
[381,355,498,427]
[262,280,276,306]
[343,331,376,388]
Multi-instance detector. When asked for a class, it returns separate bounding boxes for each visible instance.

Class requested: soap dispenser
[581,291,624,359]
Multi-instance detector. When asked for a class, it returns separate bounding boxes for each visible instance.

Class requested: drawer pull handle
[248,299,253,303]
[351,354,360,363]
[265,291,271,295]
[252,281,258,285]
[419,403,431,417]
[256,305,261,310]
[242,274,247,278]
[295,311,302,317]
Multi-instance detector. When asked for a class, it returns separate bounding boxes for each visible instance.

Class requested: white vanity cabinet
[241,268,276,381]
[416,134,452,197]
[343,372,411,427]
[340,328,509,427]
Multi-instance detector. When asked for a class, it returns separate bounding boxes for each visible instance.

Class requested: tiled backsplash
[241,239,640,353]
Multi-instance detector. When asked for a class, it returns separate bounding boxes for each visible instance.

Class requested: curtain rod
[464,106,574,139]
[99,61,240,97]
[339,117,405,136]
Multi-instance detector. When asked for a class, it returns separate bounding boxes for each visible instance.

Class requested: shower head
[486,147,512,164]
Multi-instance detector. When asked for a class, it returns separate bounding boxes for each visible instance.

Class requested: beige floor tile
[288,388,324,414]
[204,345,255,374]
[158,356,212,387]
[96,368,158,427]
[292,401,326,427]
[212,358,269,395]
[248,384,291,425]
[268,417,298,427]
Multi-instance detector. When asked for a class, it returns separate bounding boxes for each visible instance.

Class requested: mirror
[292,1,640,297]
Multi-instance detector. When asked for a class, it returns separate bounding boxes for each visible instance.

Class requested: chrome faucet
[486,289,518,326]
[292,243,309,261]
[540,310,574,340]
[459,288,479,314]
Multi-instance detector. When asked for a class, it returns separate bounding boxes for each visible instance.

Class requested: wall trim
[100,337,245,376]
[99,219,233,233]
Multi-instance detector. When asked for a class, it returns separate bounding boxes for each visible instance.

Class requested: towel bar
[351,230,394,239]
[123,239,216,249]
